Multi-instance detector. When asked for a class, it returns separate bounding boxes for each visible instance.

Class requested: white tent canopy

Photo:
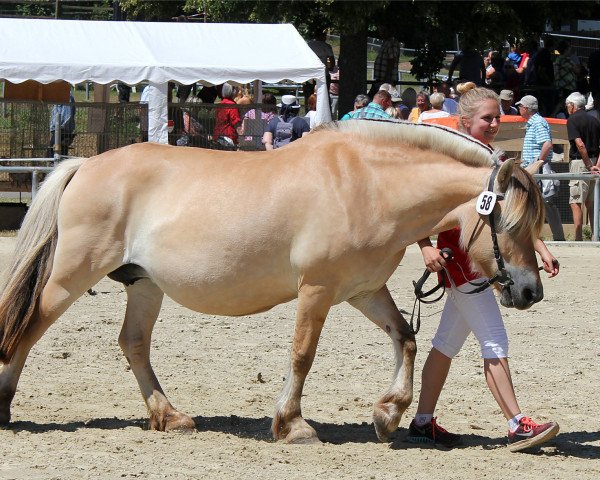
[0,18,331,143]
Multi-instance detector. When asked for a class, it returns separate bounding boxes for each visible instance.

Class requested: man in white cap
[517,94,565,241]
[565,91,600,240]
[263,95,310,150]
[517,95,553,167]
[499,90,518,115]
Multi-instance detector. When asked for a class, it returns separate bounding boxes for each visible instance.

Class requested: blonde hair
[385,106,400,119]
[430,92,445,109]
[456,82,477,96]
[236,95,253,105]
[457,86,500,133]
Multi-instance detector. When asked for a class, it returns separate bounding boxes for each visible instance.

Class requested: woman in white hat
[263,94,310,150]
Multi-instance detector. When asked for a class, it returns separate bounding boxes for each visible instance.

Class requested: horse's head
[461,158,545,310]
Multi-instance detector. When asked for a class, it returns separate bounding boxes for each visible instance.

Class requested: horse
[0,119,546,444]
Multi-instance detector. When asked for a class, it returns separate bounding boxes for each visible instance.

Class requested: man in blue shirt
[341,90,392,120]
[517,94,564,241]
[48,93,76,157]
[517,95,553,167]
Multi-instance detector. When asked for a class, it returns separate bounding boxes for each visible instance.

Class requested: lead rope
[409,248,453,334]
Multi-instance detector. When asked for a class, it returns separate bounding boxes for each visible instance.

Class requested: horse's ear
[496,158,514,193]
[524,160,544,176]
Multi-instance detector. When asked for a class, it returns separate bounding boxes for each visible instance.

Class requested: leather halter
[462,163,514,294]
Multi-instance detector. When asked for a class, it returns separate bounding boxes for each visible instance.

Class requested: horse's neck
[389,161,491,244]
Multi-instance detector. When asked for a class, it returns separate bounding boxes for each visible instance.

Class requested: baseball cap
[499,90,514,102]
[515,95,538,110]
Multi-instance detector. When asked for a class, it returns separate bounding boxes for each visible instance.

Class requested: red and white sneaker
[507,416,559,452]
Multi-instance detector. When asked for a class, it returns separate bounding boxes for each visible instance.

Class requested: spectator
[554,40,579,116]
[401,87,417,111]
[48,93,76,157]
[499,90,518,115]
[565,92,600,240]
[507,44,522,69]
[198,86,219,104]
[368,25,400,97]
[517,94,565,241]
[238,92,277,149]
[515,42,530,79]
[517,95,553,167]
[588,48,600,102]
[213,82,241,149]
[433,81,458,115]
[447,45,485,86]
[263,95,310,150]
[390,90,410,120]
[340,90,392,120]
[408,91,431,122]
[340,94,370,121]
[176,97,205,147]
[117,82,131,103]
[304,94,318,129]
[527,37,555,116]
[487,51,508,94]
[329,64,340,119]
[417,93,450,122]
[484,49,496,82]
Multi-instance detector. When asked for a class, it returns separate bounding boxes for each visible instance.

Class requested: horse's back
[55,140,406,315]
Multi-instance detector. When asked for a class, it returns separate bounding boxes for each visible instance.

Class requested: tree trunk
[338,27,367,120]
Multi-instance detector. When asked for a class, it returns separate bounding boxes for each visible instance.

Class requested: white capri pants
[432,279,509,359]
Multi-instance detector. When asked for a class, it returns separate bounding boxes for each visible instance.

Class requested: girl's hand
[421,246,448,273]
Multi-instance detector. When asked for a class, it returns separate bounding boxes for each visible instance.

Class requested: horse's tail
[0,157,85,363]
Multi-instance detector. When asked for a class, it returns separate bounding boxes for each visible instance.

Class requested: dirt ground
[0,237,599,480]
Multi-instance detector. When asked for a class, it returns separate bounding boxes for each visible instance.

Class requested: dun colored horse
[0,120,545,443]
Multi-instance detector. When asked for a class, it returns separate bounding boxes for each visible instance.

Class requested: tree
[115,1,600,111]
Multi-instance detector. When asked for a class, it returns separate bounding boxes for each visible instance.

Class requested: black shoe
[407,417,462,448]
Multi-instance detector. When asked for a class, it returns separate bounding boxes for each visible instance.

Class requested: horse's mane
[317,118,495,168]
[500,165,545,238]
[317,119,544,239]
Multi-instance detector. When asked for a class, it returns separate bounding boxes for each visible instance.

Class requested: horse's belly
[153,269,298,316]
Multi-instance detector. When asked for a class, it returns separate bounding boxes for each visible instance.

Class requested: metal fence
[534,171,599,241]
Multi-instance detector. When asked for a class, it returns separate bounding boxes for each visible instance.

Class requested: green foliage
[118,0,186,20]
[14,1,54,18]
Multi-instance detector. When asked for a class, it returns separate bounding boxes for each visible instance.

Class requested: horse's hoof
[164,413,196,433]
[373,402,401,443]
[281,418,320,444]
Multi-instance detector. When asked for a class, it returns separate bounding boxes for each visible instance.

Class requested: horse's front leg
[349,285,417,442]
[119,279,195,433]
[272,284,332,444]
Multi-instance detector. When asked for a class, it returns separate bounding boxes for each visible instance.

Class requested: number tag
[476,191,497,215]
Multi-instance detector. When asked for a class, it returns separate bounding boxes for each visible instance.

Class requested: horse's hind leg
[0,271,102,425]
[272,284,332,444]
[119,278,195,432]
[348,285,417,442]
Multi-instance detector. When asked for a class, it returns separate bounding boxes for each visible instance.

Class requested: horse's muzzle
[500,282,543,310]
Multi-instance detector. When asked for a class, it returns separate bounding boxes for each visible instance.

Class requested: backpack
[273,116,294,148]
